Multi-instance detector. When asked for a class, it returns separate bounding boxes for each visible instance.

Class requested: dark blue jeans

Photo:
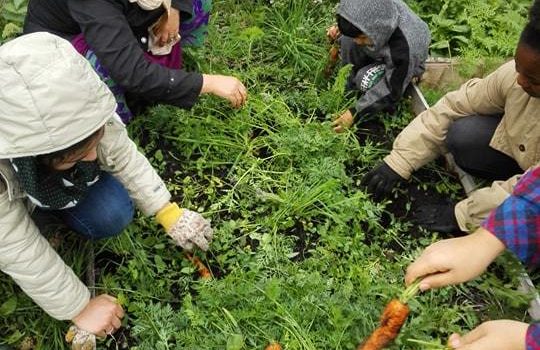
[52,172,134,240]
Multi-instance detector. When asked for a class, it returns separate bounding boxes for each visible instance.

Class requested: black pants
[446,115,523,181]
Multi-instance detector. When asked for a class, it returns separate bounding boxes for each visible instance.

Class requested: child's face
[353,34,374,48]
[52,128,105,171]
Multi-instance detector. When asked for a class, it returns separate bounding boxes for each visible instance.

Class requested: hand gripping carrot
[357,280,421,350]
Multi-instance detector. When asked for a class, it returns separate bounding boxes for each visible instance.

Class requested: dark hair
[337,14,363,38]
[519,0,540,51]
[38,127,104,168]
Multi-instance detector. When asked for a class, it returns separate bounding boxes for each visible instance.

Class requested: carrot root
[357,299,410,350]
[184,253,212,280]
[264,342,282,350]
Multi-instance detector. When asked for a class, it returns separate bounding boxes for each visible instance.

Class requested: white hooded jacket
[0,33,171,320]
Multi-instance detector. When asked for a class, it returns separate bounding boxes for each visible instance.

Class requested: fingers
[111,316,122,330]
[405,254,440,286]
[326,25,340,41]
[81,342,96,350]
[230,82,248,108]
[333,125,344,133]
[231,90,244,108]
[203,75,248,107]
[360,170,374,187]
[190,234,209,251]
[189,216,212,250]
[331,116,350,133]
[115,305,125,319]
[182,240,195,251]
[457,324,488,346]
[405,245,456,290]
[364,174,386,200]
[448,326,488,350]
[102,294,118,303]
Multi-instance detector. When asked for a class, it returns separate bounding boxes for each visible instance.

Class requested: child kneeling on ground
[329,0,430,132]
[0,32,212,346]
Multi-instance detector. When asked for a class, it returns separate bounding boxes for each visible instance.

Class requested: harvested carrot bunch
[357,280,421,350]
[264,342,282,350]
[184,253,212,280]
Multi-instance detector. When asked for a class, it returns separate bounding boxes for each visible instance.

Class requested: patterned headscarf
[10,157,101,210]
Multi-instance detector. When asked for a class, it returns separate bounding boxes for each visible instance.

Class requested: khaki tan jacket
[0,33,171,320]
[384,60,540,231]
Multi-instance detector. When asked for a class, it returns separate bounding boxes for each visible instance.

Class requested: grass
[0,0,534,349]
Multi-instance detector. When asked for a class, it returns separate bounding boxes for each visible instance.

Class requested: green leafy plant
[1,0,27,43]
[0,0,534,349]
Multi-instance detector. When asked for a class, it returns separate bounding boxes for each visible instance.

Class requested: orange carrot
[357,299,410,350]
[184,253,212,280]
[324,45,340,78]
[357,280,421,350]
[264,342,282,350]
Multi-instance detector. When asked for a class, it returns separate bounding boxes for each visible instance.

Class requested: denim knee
[60,172,135,240]
[84,201,134,239]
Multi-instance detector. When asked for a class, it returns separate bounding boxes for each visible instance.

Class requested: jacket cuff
[142,185,172,217]
[383,153,413,180]
[526,324,540,350]
[454,200,473,232]
[349,107,358,118]
[53,287,91,321]
[168,71,203,109]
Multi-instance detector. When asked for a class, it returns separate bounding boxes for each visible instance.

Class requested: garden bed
[0,0,534,349]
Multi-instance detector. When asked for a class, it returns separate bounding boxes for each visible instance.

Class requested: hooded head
[337,0,399,51]
[0,32,117,159]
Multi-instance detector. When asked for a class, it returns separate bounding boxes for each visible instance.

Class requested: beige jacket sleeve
[0,183,90,320]
[383,62,513,179]
[455,173,522,232]
[98,117,171,216]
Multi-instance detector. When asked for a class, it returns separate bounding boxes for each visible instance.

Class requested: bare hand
[201,74,248,108]
[448,320,528,350]
[72,294,125,338]
[332,110,354,133]
[326,25,340,42]
[154,8,181,47]
[405,228,505,291]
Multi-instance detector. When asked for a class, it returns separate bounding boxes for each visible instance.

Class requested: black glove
[361,162,403,200]
[413,202,461,234]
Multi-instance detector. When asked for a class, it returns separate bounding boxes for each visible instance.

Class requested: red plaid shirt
[483,167,540,350]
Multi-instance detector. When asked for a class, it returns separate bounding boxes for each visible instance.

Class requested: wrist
[156,202,183,231]
[201,74,214,94]
[473,227,506,260]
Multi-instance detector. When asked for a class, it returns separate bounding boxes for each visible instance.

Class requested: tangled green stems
[399,279,422,304]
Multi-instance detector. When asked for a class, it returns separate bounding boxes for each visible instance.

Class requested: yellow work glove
[156,202,213,251]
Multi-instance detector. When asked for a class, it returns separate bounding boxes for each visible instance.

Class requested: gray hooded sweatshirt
[338,0,430,117]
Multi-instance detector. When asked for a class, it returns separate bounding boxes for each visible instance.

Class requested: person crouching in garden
[24,0,247,123]
[405,166,540,350]
[329,0,430,132]
[362,0,540,235]
[0,32,213,344]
